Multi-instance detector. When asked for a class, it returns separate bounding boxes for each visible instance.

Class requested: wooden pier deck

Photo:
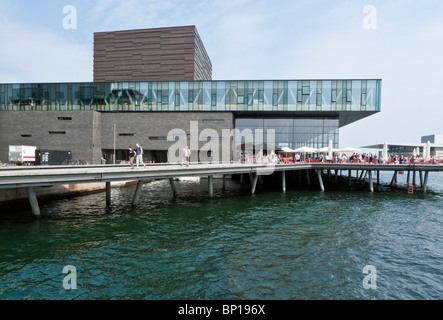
[1,162,442,216]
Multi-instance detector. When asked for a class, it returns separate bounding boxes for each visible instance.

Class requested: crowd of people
[240,150,441,165]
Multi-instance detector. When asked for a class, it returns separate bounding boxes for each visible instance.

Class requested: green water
[1,173,443,300]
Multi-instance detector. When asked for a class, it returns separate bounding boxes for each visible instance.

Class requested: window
[331,90,337,102]
[302,86,310,95]
[237,95,244,104]
[175,94,180,106]
[297,90,302,103]
[211,93,216,106]
[57,117,72,121]
[49,131,66,135]
[248,93,253,106]
[188,90,194,103]
[361,93,367,106]
[316,93,322,106]
[258,90,264,103]
[273,93,278,106]
[21,134,32,138]
[346,89,352,102]
[119,133,136,137]
[149,136,167,141]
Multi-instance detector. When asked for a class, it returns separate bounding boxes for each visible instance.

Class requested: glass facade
[235,118,339,151]
[0,80,381,113]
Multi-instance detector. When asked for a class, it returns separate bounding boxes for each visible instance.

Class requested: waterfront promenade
[1,162,442,216]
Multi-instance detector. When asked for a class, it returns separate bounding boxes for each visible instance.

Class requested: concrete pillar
[317,170,325,192]
[26,187,41,217]
[222,175,227,190]
[282,171,286,193]
[390,171,398,187]
[106,182,111,207]
[423,171,429,194]
[208,175,213,197]
[306,170,311,186]
[348,170,352,187]
[132,180,144,207]
[169,178,177,197]
[369,170,374,192]
[419,171,423,187]
[251,174,259,194]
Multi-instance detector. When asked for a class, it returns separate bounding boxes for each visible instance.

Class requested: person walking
[181,146,187,166]
[128,146,136,169]
[135,142,146,169]
[185,146,191,166]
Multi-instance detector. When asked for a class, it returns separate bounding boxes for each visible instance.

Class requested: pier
[1,162,442,217]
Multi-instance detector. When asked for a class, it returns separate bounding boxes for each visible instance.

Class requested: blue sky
[1,0,442,149]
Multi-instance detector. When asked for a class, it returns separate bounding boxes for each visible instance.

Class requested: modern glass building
[0,79,381,113]
[0,79,381,163]
[0,26,382,164]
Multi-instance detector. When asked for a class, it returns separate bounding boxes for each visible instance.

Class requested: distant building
[362,134,443,158]
[421,134,443,145]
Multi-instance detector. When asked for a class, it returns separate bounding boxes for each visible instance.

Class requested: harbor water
[1,171,442,300]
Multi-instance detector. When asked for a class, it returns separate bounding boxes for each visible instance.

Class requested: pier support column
[106,182,111,207]
[419,171,423,187]
[390,171,398,187]
[348,170,352,187]
[222,175,227,190]
[316,170,325,192]
[423,171,429,194]
[26,187,41,217]
[251,174,259,195]
[306,170,311,186]
[208,175,214,197]
[282,171,286,193]
[169,178,178,197]
[368,170,374,192]
[132,180,144,207]
[377,171,380,186]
